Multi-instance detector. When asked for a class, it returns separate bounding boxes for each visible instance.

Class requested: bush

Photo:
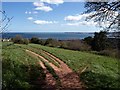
[83,36,93,46]
[12,35,23,44]
[23,38,29,45]
[59,41,68,49]
[30,37,40,44]
[84,31,109,51]
[30,37,45,45]
[44,38,60,47]
[99,49,118,58]
[60,40,91,51]
[90,49,119,58]
[12,35,29,45]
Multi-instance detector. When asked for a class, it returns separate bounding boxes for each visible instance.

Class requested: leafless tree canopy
[0,10,13,33]
[84,1,120,52]
[84,1,120,34]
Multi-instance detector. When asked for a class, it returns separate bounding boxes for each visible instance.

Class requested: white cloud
[25,11,38,14]
[25,11,28,14]
[27,17,33,20]
[35,6,53,12]
[25,11,32,14]
[64,15,82,21]
[64,12,99,27]
[66,21,97,26]
[34,20,57,25]
[33,0,64,12]
[33,2,53,12]
[65,21,112,27]
[97,21,112,27]
[28,12,32,14]
[64,13,93,21]
[40,0,64,5]
[64,10,117,27]
[33,2,44,7]
[66,23,79,26]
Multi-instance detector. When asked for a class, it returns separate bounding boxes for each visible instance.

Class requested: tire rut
[39,61,57,88]
[26,50,57,88]
[26,49,85,89]
[42,50,85,89]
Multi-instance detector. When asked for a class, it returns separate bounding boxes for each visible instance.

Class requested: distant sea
[2,32,94,40]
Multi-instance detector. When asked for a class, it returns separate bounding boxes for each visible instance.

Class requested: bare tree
[84,0,120,57]
[84,1,119,34]
[0,10,13,33]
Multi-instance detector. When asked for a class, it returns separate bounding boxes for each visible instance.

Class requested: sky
[2,0,101,32]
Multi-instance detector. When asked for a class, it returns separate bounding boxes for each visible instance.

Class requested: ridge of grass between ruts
[17,44,60,68]
[25,47,61,88]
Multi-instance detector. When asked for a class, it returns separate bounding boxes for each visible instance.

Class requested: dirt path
[26,50,61,72]
[26,49,84,89]
[26,50,57,88]
[42,50,85,88]
[39,61,57,88]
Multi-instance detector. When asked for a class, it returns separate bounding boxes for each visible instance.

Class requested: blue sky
[3,1,100,32]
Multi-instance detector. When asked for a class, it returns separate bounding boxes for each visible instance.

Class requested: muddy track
[26,49,85,89]
[39,61,57,88]
[26,50,57,88]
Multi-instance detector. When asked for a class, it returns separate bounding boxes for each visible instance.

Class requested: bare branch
[0,10,13,33]
[84,1,120,31]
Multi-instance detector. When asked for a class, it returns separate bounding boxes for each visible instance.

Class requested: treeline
[84,31,119,58]
[11,35,91,51]
[11,31,119,58]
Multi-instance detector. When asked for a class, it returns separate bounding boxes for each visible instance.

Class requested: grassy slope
[18,44,60,67]
[29,44,120,88]
[2,42,45,89]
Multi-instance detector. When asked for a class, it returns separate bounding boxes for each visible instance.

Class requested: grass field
[2,42,120,89]
[2,42,46,89]
[29,44,120,88]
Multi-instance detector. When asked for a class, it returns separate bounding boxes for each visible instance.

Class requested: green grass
[25,47,61,87]
[17,44,60,67]
[2,42,120,89]
[29,44,120,89]
[2,43,46,89]
[41,60,61,88]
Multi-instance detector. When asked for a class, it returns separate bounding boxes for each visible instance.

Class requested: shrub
[38,39,46,45]
[30,37,40,44]
[12,35,24,44]
[83,36,93,46]
[91,49,119,58]
[12,35,29,45]
[60,40,91,51]
[99,49,118,58]
[30,37,46,45]
[44,38,53,46]
[23,38,29,45]
[59,41,68,49]
[44,38,60,47]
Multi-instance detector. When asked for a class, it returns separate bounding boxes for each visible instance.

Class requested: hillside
[2,42,120,89]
